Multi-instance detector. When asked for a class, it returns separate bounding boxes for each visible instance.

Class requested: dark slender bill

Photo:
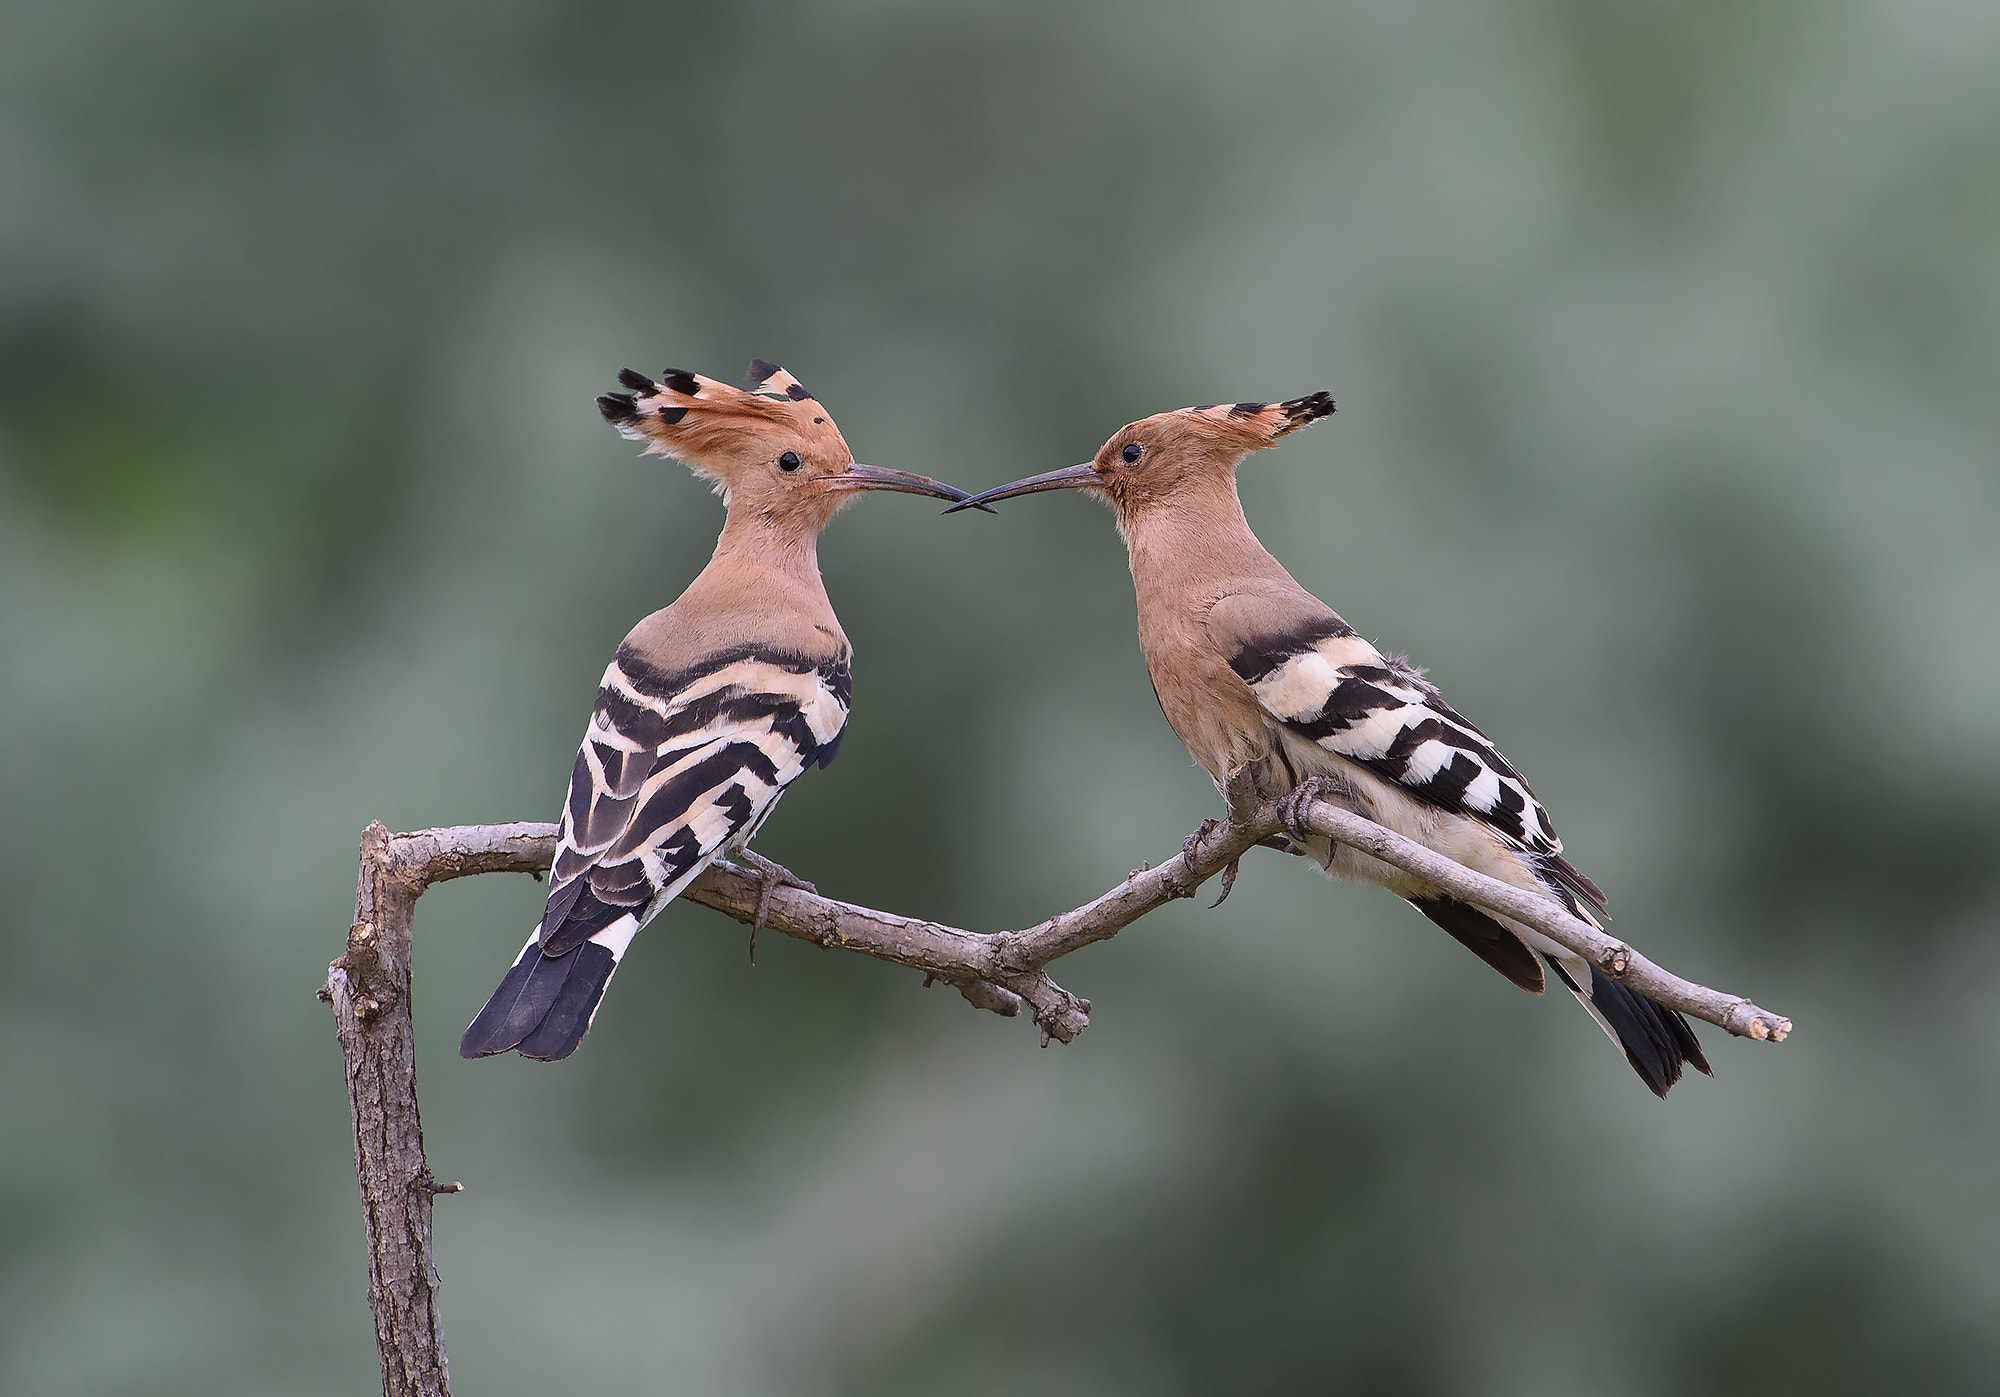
[827,464,994,510]
[942,462,1099,514]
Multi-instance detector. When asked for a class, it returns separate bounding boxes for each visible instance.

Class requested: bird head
[598,360,976,526]
[945,393,1334,521]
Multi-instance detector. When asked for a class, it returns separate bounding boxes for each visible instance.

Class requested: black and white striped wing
[459,643,848,1061]
[1224,606,1711,1096]
[542,643,851,954]
[1229,616,1604,913]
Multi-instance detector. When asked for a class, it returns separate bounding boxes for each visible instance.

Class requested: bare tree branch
[1285,797,1790,1040]
[324,824,456,1397]
[327,800,1788,1392]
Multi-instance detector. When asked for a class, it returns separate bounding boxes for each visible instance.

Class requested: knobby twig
[326,802,1788,1393]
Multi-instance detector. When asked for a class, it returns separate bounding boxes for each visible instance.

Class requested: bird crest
[596,361,852,494]
[1175,393,1336,452]
[746,358,816,404]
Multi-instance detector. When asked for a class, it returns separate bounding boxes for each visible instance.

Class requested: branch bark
[327,802,1788,1392]
[1287,799,1790,1041]
[324,826,451,1397]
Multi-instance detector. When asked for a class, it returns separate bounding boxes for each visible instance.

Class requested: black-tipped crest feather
[1276,392,1336,434]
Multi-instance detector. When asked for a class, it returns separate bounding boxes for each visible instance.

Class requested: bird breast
[1140,628,1282,794]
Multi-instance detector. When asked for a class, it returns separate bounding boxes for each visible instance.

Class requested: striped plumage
[1229,617,1604,929]
[951,395,1709,1097]
[461,362,972,1062]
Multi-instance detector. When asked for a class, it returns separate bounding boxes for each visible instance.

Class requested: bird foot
[729,849,818,963]
[1279,777,1339,844]
[1182,818,1223,865]
[1181,817,1246,908]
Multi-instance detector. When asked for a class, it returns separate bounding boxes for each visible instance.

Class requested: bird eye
[778,451,801,472]
[1121,443,1142,463]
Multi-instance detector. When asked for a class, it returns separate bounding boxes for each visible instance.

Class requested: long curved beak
[821,463,994,511]
[940,462,1100,515]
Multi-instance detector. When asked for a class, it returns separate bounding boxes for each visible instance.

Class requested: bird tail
[1545,956,1712,1098]
[459,916,637,1062]
[1407,896,1546,994]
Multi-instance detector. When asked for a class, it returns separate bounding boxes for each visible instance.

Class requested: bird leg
[1221,763,1263,823]
[727,849,819,963]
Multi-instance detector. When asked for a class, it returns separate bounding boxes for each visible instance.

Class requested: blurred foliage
[2,1,1997,1393]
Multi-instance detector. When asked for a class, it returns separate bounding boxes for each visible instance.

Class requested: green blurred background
[4,2,1997,1393]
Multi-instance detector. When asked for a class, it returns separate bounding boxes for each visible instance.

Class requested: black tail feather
[461,929,623,1062]
[540,882,633,957]
[1537,852,1609,917]
[1578,961,1712,1097]
[460,940,574,1057]
[514,944,618,1061]
[1407,896,1546,994]
[460,939,579,1059]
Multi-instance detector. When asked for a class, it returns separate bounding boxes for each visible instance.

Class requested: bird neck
[705,507,836,615]
[1119,473,1292,609]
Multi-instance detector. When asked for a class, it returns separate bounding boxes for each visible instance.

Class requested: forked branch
[326,803,1787,1394]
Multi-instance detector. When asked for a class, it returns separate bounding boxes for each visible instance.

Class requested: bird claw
[1208,858,1241,909]
[1182,817,1223,865]
[1279,777,1337,844]
[730,849,817,963]
[1181,817,1245,907]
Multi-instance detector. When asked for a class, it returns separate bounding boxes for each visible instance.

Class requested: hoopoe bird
[460,361,976,1062]
[949,397,1710,1096]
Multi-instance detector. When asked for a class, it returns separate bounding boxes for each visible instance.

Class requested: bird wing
[1208,588,1604,914]
[537,640,852,956]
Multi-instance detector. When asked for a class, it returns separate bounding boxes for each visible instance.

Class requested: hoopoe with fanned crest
[949,397,1710,1096]
[460,361,976,1062]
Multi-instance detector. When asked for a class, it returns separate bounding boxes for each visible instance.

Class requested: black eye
[1121,443,1142,463]
[778,451,801,472]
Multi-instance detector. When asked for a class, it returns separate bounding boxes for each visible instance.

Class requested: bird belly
[1276,733,1579,948]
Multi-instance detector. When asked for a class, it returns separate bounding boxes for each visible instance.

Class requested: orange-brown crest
[597,361,854,512]
[1087,394,1336,514]
[944,392,1335,520]
[598,361,977,530]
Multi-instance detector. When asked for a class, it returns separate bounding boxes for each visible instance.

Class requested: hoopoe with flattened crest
[461,361,977,1062]
[950,397,1710,1096]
